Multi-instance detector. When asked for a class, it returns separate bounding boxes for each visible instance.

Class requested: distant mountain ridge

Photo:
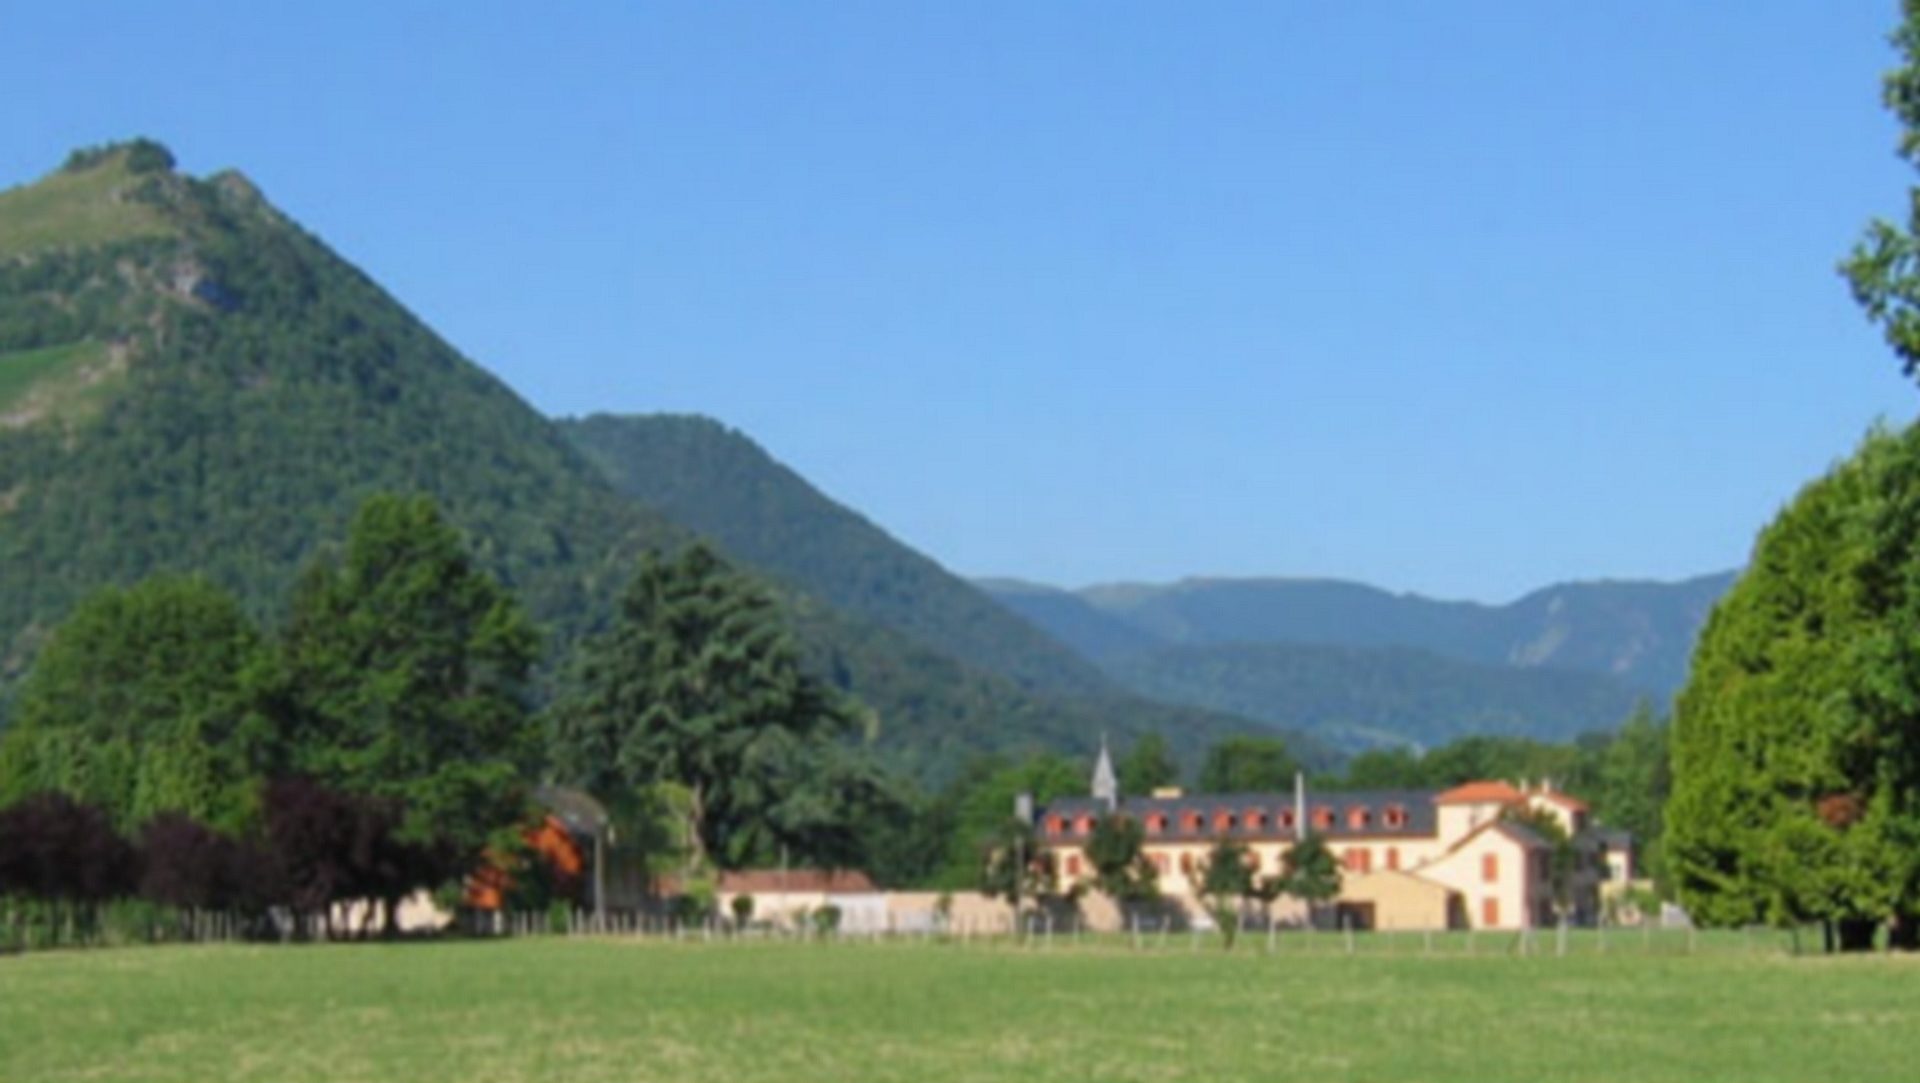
[991,573,1734,696]
[981,572,1734,751]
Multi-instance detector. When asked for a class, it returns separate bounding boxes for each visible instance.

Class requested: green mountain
[1105,641,1644,753]
[555,414,1327,773]
[982,574,1730,751]
[560,414,1111,698]
[990,574,1733,698]
[0,141,1271,780]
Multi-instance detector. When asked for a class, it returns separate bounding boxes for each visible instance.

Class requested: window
[1312,807,1334,830]
[1213,811,1235,832]
[1348,806,1371,830]
[1152,854,1169,873]
[1046,816,1065,837]
[1482,853,1499,884]
[1279,809,1296,829]
[1482,897,1500,927]
[1145,813,1167,836]
[1244,810,1266,830]
[1179,853,1194,874]
[1344,848,1371,874]
[1382,805,1407,829]
[1074,815,1096,836]
[1181,811,1204,833]
[1386,847,1400,871]
[1066,855,1081,877]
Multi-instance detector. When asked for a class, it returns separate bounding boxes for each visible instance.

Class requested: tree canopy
[1668,425,1920,944]
[1196,736,1299,793]
[0,575,265,832]
[271,493,541,875]
[547,543,873,871]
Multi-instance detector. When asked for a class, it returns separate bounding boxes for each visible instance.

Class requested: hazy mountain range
[981,573,1734,751]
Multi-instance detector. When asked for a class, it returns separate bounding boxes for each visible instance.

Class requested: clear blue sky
[5,3,1916,602]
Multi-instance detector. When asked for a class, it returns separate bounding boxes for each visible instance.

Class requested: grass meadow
[3,930,1917,1082]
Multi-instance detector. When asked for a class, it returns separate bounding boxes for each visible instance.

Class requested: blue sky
[4,3,1916,601]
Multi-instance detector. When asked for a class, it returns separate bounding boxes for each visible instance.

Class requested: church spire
[1092,733,1118,811]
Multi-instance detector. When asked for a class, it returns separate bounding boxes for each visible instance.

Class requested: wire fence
[0,894,1855,960]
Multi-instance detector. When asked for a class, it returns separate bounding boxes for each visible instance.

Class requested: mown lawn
[2,935,1916,1082]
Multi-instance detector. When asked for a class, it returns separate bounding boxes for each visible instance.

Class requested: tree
[1281,833,1341,927]
[1595,702,1670,888]
[272,494,541,898]
[1188,838,1255,949]
[0,576,266,832]
[1196,736,1299,794]
[0,792,137,936]
[1507,807,1580,921]
[548,543,862,871]
[1336,746,1428,790]
[1844,0,1920,383]
[1085,812,1159,925]
[930,753,1085,889]
[1667,426,1920,948]
[979,815,1055,933]
[1117,733,1179,796]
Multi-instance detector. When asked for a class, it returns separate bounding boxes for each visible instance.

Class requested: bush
[730,893,754,927]
[811,905,842,936]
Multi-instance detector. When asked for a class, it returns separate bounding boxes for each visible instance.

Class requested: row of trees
[977,807,1342,949]
[0,493,897,936]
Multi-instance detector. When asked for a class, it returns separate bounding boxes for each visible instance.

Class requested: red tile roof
[1433,781,1526,806]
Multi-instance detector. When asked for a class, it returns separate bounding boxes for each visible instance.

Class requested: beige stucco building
[1037,773,1615,932]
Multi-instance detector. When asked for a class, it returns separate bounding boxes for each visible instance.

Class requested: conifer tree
[547,543,862,870]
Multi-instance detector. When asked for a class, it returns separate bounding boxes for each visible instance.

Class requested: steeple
[1092,733,1118,811]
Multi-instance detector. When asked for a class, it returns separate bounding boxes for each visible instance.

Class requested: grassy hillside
[3,938,1914,1082]
[0,146,176,260]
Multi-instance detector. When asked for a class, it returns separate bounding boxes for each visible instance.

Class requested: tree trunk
[1890,913,1920,952]
[1837,916,1877,952]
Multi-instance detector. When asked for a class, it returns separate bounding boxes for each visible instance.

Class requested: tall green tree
[1117,733,1179,796]
[547,542,864,870]
[1668,427,1920,948]
[1281,833,1341,926]
[1596,702,1670,887]
[1196,735,1298,793]
[272,494,541,883]
[1844,0,1920,383]
[0,576,265,832]
[1189,838,1255,949]
[1085,812,1159,924]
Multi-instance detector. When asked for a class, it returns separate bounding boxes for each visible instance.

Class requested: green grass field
[0,158,174,260]
[4,932,1918,1082]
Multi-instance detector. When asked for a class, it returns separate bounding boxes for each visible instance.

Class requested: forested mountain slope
[0,142,1272,778]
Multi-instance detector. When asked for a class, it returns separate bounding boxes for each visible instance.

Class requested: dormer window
[1243,809,1267,831]
[1046,816,1066,836]
[1145,813,1168,835]
[1213,811,1235,832]
[1383,805,1407,829]
[1348,807,1371,830]
[1312,807,1335,830]
[1074,815,1096,836]
[1279,809,1296,830]
[1181,810,1204,833]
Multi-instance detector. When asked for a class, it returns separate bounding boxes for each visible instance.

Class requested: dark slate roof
[1039,789,1439,844]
